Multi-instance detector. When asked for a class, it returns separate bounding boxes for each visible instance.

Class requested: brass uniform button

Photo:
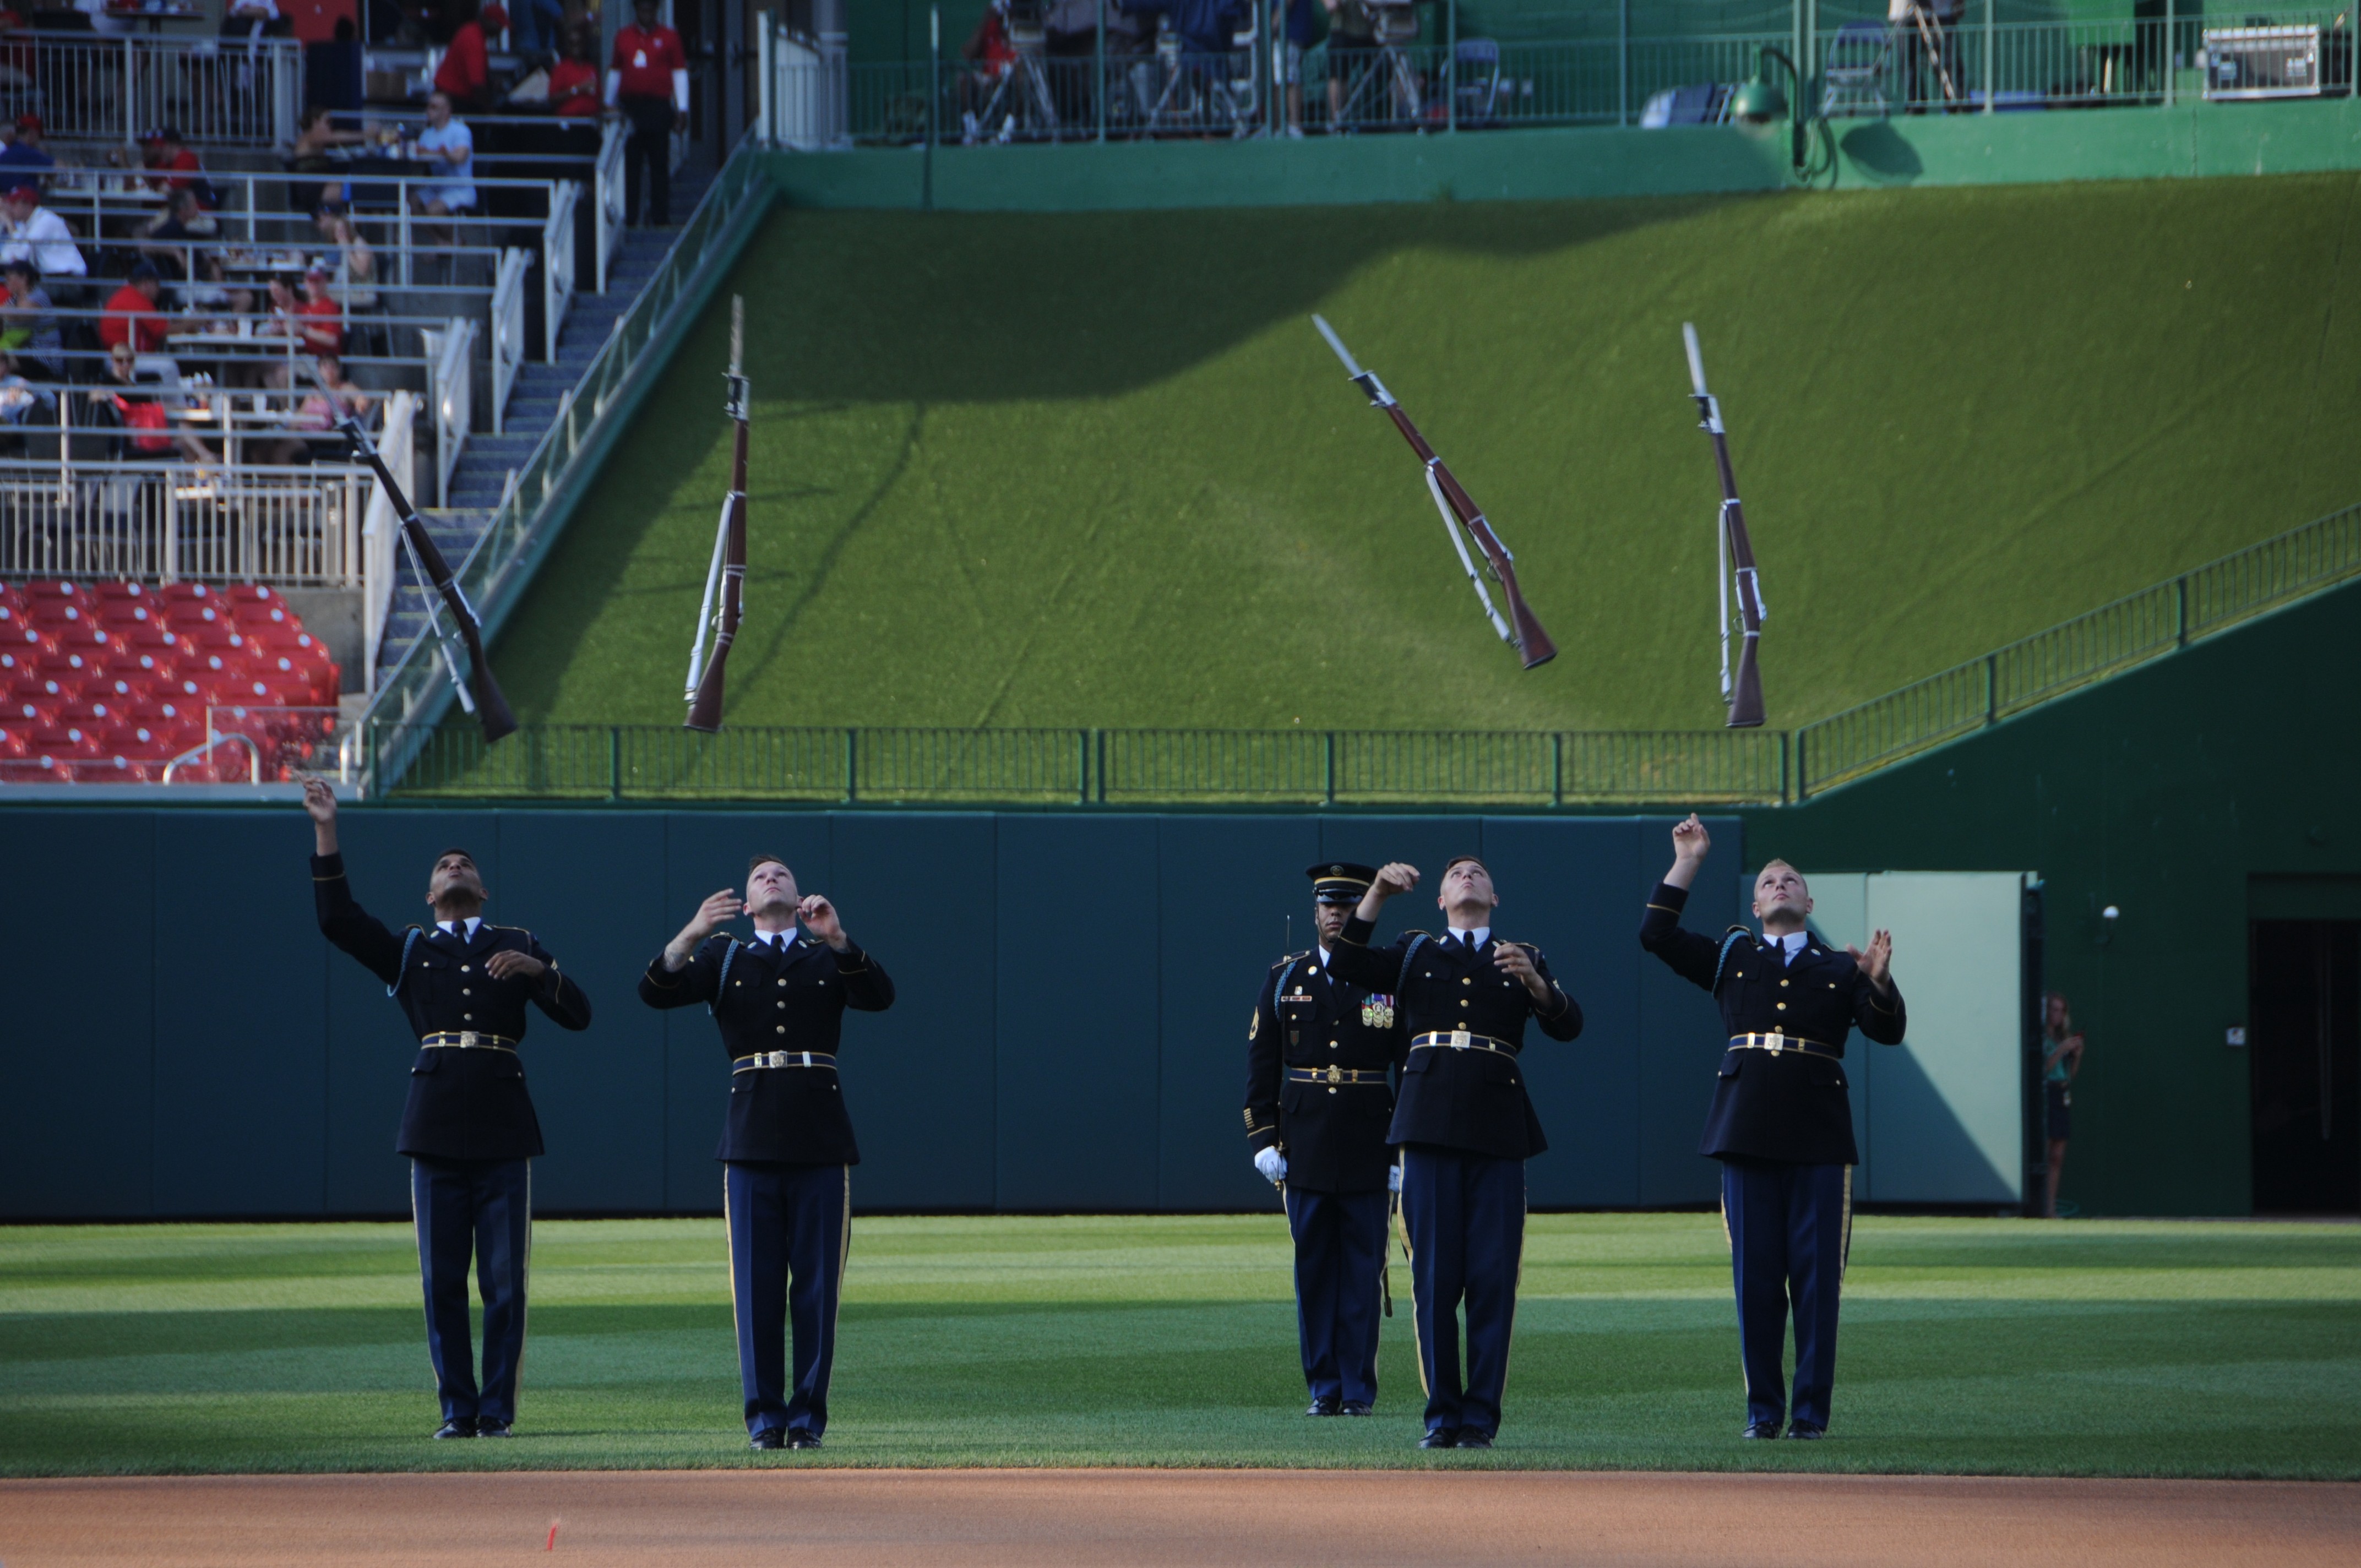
[779,978,786,986]
[463,1012,473,1021]
[1462,977,1472,986]
[1776,1002,1788,1012]
[460,965,470,973]
[1780,979,1789,988]
[776,1025,786,1035]
[462,988,471,996]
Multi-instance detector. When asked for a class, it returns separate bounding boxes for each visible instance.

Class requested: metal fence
[0,459,369,588]
[0,34,302,148]
[782,8,2353,145]
[376,722,1791,804]
[374,495,2361,805]
[1793,500,2361,793]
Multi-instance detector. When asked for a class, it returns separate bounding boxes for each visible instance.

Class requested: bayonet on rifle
[1683,323,1767,729]
[1313,315,1555,670]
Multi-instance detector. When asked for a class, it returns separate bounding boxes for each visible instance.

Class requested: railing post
[1076,728,1089,804]
[1446,0,1458,132]
[1094,727,1107,802]
[1984,652,1998,724]
[2175,574,2189,646]
[844,727,858,803]
[1095,6,1106,141]
[1551,731,1563,807]
[1983,0,1996,113]
[121,37,135,146]
[608,725,622,800]
[925,5,939,213]
[2162,0,2175,107]
[1618,0,1630,124]
[1794,727,1808,801]
[1323,731,1335,807]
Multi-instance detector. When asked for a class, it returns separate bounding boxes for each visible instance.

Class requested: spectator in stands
[139,187,219,285]
[547,23,603,117]
[0,259,61,380]
[2041,992,2085,1218]
[434,0,495,113]
[0,187,85,301]
[142,129,214,208]
[1323,0,1379,130]
[607,0,688,226]
[0,114,52,173]
[254,352,371,466]
[74,0,133,36]
[289,105,373,195]
[100,262,175,371]
[312,201,378,313]
[958,1,1018,143]
[0,349,53,429]
[296,266,344,357]
[508,0,565,62]
[1042,0,1104,125]
[1273,0,1318,134]
[410,90,478,248]
[98,342,214,464]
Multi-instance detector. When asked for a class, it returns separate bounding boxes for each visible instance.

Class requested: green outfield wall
[763,96,2361,212]
[1747,574,2361,1218]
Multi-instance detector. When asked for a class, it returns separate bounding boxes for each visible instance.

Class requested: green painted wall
[1744,576,2361,1218]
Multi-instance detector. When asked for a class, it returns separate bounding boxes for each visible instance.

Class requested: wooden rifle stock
[339,409,516,743]
[1312,315,1555,670]
[1682,324,1766,729]
[686,297,749,733]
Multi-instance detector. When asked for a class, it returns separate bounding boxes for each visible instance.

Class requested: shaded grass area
[493,175,2361,734]
[4,1215,2357,1477]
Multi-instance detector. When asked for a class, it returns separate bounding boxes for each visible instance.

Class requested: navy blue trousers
[1399,1146,1525,1438]
[725,1161,848,1438]
[1721,1157,1851,1431]
[409,1155,532,1427]
[1283,1186,1389,1407]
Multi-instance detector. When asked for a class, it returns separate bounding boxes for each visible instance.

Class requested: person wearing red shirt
[296,266,342,356]
[547,23,601,117]
[605,0,687,226]
[432,1,499,113]
[98,263,171,358]
[140,130,209,207]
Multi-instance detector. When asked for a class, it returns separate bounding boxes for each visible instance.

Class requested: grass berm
[491,173,2361,734]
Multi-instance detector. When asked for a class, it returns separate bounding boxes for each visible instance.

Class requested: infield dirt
[6,1469,2358,1567]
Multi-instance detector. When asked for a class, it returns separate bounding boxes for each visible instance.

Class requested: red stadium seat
[97,600,162,629]
[74,754,154,783]
[36,651,96,683]
[30,723,101,759]
[171,602,233,633]
[26,599,91,631]
[1,758,74,783]
[0,723,25,758]
[9,694,61,727]
[189,625,247,654]
[159,581,215,603]
[60,698,121,726]
[21,580,80,602]
[100,724,176,760]
[92,581,152,603]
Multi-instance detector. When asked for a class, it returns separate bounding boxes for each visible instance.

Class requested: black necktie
[449,921,469,945]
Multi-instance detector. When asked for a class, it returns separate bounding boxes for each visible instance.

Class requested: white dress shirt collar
[748,927,798,951]
[1765,929,1809,963]
[1448,925,1491,949]
[1316,943,1332,966]
[438,916,480,940]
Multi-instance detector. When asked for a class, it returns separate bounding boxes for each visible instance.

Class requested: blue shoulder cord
[1395,933,1430,997]
[1711,928,1751,991]
[708,938,741,1015]
[388,927,423,998]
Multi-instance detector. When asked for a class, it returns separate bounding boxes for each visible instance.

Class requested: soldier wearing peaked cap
[1325,855,1584,1450]
[1639,814,1907,1441]
[640,854,894,1452]
[1245,863,1410,1418]
[301,779,594,1441]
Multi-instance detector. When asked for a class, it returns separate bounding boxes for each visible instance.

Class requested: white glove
[1388,1163,1403,1194]
[1254,1146,1287,1185]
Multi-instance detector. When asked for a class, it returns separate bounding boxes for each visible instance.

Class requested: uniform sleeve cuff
[833,941,868,973]
[310,851,345,880]
[644,956,681,987]
[1646,880,1690,913]
[1340,914,1377,946]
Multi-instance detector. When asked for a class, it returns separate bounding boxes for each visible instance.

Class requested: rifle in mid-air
[334,394,516,743]
[1312,315,1556,669]
[1682,323,1767,729]
[684,297,750,733]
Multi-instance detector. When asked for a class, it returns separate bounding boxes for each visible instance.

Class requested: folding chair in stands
[1821,18,1892,117]
[1334,0,1426,129]
[977,0,1063,142]
[1451,37,1502,126]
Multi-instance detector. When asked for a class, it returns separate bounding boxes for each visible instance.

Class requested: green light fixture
[1730,48,1791,124]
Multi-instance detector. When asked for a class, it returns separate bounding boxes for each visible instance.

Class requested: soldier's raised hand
[1672,814,1711,864]
[300,774,337,824]
[798,894,847,950]
[485,949,547,982]
[1847,929,1894,994]
[1372,862,1420,898]
[663,888,744,971]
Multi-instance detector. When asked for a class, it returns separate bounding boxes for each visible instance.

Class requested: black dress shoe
[749,1428,786,1451]
[1306,1397,1342,1417]
[1455,1431,1494,1450]
[1743,1420,1783,1439]
[787,1429,823,1450]
[1339,1401,1374,1417]
[1786,1423,1826,1440]
[475,1422,512,1438]
[1418,1428,1459,1450]
[433,1418,475,1440]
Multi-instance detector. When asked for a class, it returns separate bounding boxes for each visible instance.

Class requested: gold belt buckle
[1326,1065,1342,1084]
[1450,1029,1471,1050]
[767,1051,787,1068]
[1766,1028,1785,1057]
[459,1031,479,1048]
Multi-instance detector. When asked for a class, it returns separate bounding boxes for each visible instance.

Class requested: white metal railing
[361,389,417,683]
[595,119,626,293]
[0,458,368,588]
[769,25,848,150]
[489,247,527,436]
[543,178,579,360]
[424,318,476,508]
[0,34,303,148]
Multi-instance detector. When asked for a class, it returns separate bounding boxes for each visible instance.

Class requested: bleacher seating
[0,577,340,784]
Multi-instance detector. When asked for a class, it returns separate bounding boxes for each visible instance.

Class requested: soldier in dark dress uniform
[1326,856,1582,1450]
[1244,862,1410,1418]
[1639,814,1906,1440]
[300,778,593,1440]
[639,854,894,1451]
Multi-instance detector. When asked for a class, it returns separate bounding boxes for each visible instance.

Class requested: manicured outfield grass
[494,175,2361,733]
[3,1215,2356,1477]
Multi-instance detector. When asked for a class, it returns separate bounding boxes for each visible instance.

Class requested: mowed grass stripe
[493,176,2361,735]
[3,1215,2356,1477]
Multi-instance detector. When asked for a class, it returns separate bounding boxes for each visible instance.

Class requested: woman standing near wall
[2043,993,2086,1218]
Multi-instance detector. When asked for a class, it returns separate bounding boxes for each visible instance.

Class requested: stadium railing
[1,34,301,148]
[0,457,371,589]
[771,7,2354,144]
[363,494,2361,805]
[353,137,775,782]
